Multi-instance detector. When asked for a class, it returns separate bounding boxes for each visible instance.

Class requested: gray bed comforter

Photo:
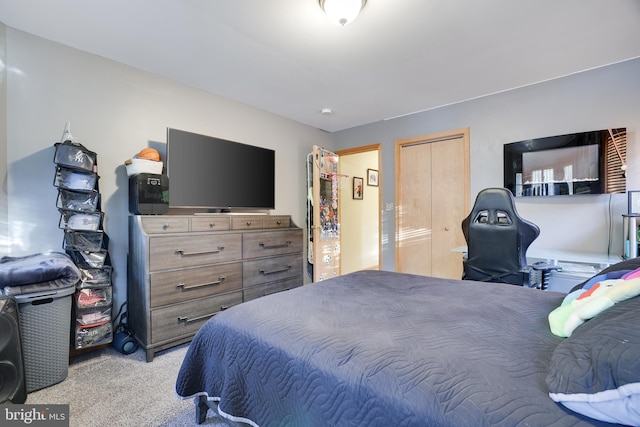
[176,270,612,426]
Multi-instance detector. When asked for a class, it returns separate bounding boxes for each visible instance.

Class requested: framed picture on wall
[353,177,363,200]
[629,190,640,214]
[367,169,379,186]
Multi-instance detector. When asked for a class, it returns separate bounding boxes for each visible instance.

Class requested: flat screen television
[166,128,275,210]
[503,129,626,197]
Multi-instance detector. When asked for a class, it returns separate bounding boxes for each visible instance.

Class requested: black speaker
[0,296,27,404]
[129,173,169,215]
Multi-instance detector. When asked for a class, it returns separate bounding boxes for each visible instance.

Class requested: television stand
[127,213,302,361]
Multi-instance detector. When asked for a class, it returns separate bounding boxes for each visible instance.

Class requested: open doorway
[337,144,381,273]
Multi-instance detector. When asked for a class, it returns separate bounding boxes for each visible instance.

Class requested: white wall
[332,58,640,271]
[2,25,331,310]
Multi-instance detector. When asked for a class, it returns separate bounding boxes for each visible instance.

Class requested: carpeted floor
[25,343,236,427]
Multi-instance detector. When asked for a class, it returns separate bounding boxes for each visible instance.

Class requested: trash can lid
[13,285,76,303]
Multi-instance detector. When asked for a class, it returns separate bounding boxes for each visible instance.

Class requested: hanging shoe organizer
[53,126,113,349]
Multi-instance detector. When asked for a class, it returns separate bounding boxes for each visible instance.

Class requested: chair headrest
[470,188,518,214]
[463,187,540,240]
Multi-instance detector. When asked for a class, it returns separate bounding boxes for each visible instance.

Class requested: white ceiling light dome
[319,0,367,26]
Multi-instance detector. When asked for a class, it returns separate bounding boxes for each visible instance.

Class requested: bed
[176,263,640,427]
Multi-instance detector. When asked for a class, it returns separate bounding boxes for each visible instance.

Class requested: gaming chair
[461,187,550,287]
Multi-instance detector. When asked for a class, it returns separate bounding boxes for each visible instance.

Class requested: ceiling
[1,0,639,132]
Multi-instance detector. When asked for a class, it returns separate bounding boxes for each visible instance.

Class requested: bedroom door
[395,129,469,279]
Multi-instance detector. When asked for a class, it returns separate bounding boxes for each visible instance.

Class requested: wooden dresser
[127,214,303,361]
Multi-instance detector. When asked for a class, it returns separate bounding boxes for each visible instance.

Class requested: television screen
[166,128,275,210]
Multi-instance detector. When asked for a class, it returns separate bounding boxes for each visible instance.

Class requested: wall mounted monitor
[504,128,626,197]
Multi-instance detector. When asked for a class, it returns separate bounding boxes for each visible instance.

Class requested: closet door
[430,137,468,278]
[395,129,469,279]
[396,142,433,276]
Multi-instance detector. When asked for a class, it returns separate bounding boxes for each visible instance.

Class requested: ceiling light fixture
[319,0,367,26]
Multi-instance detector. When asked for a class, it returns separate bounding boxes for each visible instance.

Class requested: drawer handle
[176,276,226,291]
[260,265,292,275]
[162,224,170,230]
[259,240,292,249]
[246,221,252,226]
[177,308,227,324]
[175,246,224,256]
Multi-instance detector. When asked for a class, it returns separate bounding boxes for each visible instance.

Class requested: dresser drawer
[191,216,230,232]
[149,233,242,271]
[231,216,264,230]
[151,291,242,344]
[141,216,189,234]
[243,276,302,301]
[243,229,303,259]
[265,216,291,228]
[243,253,303,287]
[150,262,242,307]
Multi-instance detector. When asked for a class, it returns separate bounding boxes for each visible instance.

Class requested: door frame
[394,128,470,273]
[336,144,382,271]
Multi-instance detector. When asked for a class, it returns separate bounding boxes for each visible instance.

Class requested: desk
[452,246,623,293]
[524,249,622,269]
[452,246,621,267]
[527,250,623,293]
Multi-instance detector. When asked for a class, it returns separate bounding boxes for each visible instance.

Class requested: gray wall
[0,24,7,246]
[1,25,331,310]
[3,21,640,304]
[332,58,640,271]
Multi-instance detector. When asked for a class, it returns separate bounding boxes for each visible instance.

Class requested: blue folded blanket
[0,252,80,295]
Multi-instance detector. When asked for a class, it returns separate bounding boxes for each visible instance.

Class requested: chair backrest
[461,188,539,285]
